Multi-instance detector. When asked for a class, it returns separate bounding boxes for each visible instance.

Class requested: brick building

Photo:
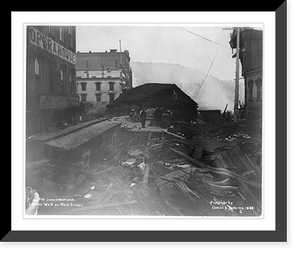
[230,28,263,120]
[26,26,79,135]
[76,50,133,104]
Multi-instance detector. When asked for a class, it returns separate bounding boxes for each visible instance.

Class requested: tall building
[76,49,133,104]
[26,26,79,135]
[229,28,263,120]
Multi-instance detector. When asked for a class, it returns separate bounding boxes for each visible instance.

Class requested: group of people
[130,107,173,129]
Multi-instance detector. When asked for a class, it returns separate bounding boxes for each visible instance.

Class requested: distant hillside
[131,62,244,112]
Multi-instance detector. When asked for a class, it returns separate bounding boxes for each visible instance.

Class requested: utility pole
[223,27,241,122]
[119,40,122,68]
[234,27,240,122]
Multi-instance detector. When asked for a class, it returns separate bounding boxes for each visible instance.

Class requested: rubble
[26,118,262,217]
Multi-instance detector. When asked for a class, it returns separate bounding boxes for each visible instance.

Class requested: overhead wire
[180,27,232,50]
[179,27,234,98]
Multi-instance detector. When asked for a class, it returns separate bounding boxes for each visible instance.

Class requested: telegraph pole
[119,40,122,67]
[223,27,241,122]
[234,27,240,122]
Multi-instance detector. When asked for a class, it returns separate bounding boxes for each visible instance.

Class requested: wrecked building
[26,118,262,216]
[106,83,198,122]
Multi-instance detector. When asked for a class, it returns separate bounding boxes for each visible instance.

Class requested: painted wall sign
[28,26,76,65]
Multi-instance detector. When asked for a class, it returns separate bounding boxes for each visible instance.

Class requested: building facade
[26,26,79,135]
[76,50,133,104]
[230,28,263,120]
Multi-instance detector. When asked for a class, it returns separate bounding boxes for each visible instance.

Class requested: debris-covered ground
[26,117,262,216]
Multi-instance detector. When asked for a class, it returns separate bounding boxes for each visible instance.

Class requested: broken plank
[244,153,261,175]
[142,163,150,183]
[169,147,261,189]
[92,166,116,175]
[162,130,186,139]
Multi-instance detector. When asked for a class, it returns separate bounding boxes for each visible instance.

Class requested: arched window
[34,58,40,75]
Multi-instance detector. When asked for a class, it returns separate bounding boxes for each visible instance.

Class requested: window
[69,26,74,48]
[60,69,64,81]
[60,68,65,95]
[96,93,101,102]
[34,58,40,75]
[69,69,73,83]
[85,60,88,69]
[95,82,101,91]
[115,60,118,68]
[109,82,115,91]
[248,79,253,102]
[81,82,87,91]
[59,27,64,42]
[81,94,87,102]
[256,77,262,101]
[48,26,54,35]
[109,93,115,102]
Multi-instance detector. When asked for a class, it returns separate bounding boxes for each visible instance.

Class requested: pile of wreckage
[26,121,262,217]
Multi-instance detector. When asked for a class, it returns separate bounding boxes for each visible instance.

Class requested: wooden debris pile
[27,130,262,216]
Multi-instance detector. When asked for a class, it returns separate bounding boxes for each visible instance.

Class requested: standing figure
[156,107,163,127]
[140,108,147,128]
[129,108,135,121]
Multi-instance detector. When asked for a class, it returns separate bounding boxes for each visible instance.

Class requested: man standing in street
[140,108,147,128]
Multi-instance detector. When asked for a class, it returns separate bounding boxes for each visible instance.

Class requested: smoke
[131,62,244,112]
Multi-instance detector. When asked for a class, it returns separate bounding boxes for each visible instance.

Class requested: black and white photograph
[25,24,263,217]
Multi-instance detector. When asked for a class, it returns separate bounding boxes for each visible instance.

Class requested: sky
[76,25,238,82]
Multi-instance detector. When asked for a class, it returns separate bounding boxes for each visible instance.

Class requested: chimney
[110,49,118,53]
